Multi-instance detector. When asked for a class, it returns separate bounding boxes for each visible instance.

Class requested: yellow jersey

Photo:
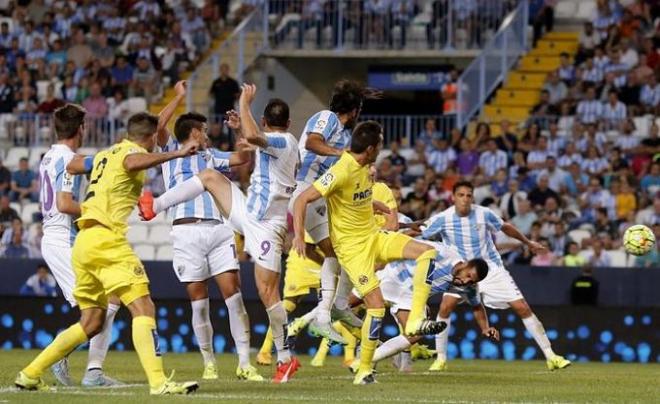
[313,152,378,253]
[77,139,147,234]
[372,182,397,229]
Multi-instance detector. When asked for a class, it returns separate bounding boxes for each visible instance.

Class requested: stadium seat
[505,72,547,90]
[482,106,530,122]
[38,127,52,144]
[398,148,415,160]
[493,89,541,108]
[608,250,627,268]
[127,97,148,115]
[376,149,392,165]
[568,229,592,246]
[134,244,155,261]
[127,224,149,245]
[9,202,21,216]
[529,40,578,57]
[633,116,651,137]
[543,31,580,42]
[21,203,40,224]
[4,147,29,170]
[400,186,413,199]
[128,208,142,225]
[148,224,172,245]
[29,147,49,168]
[554,2,577,19]
[36,81,51,103]
[518,56,562,73]
[156,245,174,261]
[78,147,99,156]
[577,1,597,20]
[150,212,168,225]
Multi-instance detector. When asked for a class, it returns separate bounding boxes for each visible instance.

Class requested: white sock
[317,257,339,324]
[333,268,352,310]
[154,175,205,214]
[435,315,450,361]
[522,314,555,360]
[86,303,119,371]
[372,335,411,363]
[191,298,215,365]
[266,302,291,363]
[225,292,251,368]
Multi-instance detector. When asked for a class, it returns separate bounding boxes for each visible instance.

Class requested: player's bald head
[127,112,159,141]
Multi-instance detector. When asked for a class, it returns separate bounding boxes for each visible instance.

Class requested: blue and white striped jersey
[640,84,660,107]
[422,205,505,271]
[576,99,603,124]
[246,131,299,222]
[380,243,480,301]
[160,138,231,222]
[39,144,84,246]
[602,101,627,124]
[297,110,351,184]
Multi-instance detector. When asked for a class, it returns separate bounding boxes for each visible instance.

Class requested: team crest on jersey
[314,120,326,131]
[134,266,145,276]
[359,275,369,285]
[319,172,334,187]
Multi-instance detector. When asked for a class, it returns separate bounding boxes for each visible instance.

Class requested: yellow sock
[23,323,88,378]
[333,321,356,363]
[259,327,274,355]
[282,299,297,313]
[314,338,330,361]
[132,316,166,389]
[408,249,436,330]
[358,308,385,373]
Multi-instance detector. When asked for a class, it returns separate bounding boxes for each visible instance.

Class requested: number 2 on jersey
[84,157,108,201]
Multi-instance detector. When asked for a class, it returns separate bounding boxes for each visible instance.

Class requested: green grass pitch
[1,350,658,403]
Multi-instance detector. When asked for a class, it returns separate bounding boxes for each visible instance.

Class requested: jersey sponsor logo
[352,189,372,201]
[319,172,334,187]
[62,172,73,188]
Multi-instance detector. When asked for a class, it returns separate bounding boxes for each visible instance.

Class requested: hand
[178,140,200,157]
[236,137,256,152]
[482,327,500,342]
[292,234,306,259]
[174,80,186,96]
[527,240,548,255]
[224,109,240,130]
[239,83,257,105]
[373,200,391,215]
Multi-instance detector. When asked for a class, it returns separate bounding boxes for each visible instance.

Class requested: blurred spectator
[132,57,160,104]
[578,22,601,59]
[528,175,559,209]
[478,139,507,180]
[426,135,456,173]
[111,55,134,88]
[570,267,598,305]
[602,90,626,128]
[640,162,660,195]
[576,86,603,124]
[584,238,611,267]
[401,178,429,221]
[594,207,617,238]
[107,87,131,125]
[564,241,588,267]
[441,68,459,115]
[543,71,568,106]
[67,30,93,68]
[640,74,660,115]
[28,222,43,259]
[210,63,240,119]
[0,159,11,196]
[93,31,116,68]
[83,82,109,119]
[530,239,556,266]
[499,179,527,220]
[387,140,407,177]
[634,243,660,267]
[19,264,57,297]
[2,227,30,258]
[495,120,518,155]
[510,199,537,236]
[548,221,568,256]
[36,84,65,114]
[491,168,508,198]
[10,158,38,202]
[377,158,401,187]
[0,195,18,229]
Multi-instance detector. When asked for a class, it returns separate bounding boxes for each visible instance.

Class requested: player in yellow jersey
[371,170,399,231]
[15,113,200,395]
[292,121,448,385]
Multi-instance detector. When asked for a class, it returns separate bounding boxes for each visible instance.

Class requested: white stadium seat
[568,229,592,246]
[555,1,577,19]
[577,1,597,20]
[134,244,155,261]
[148,224,171,245]
[9,202,21,216]
[4,147,29,170]
[128,208,142,224]
[78,147,99,156]
[127,97,148,114]
[21,203,40,224]
[150,212,168,225]
[29,147,49,168]
[127,224,149,245]
[156,245,174,261]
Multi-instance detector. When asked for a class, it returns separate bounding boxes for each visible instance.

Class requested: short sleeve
[209,149,231,172]
[484,208,504,232]
[422,213,445,239]
[313,164,344,197]
[305,111,338,141]
[263,134,289,157]
[158,137,178,153]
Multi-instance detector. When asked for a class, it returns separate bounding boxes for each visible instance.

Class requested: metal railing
[264,0,518,51]
[187,7,268,112]
[456,0,529,128]
[360,114,456,145]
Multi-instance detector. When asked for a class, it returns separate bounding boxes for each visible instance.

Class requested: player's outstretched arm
[238,83,268,148]
[224,109,254,167]
[124,141,199,172]
[156,80,186,148]
[305,133,344,157]
[292,186,323,259]
[472,303,500,342]
[56,192,80,216]
[501,222,547,255]
[66,155,95,175]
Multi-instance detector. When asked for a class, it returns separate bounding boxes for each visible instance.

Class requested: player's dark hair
[329,79,380,114]
[53,103,86,140]
[127,112,159,141]
[469,258,489,281]
[453,180,474,194]
[174,112,207,142]
[264,98,289,128]
[350,121,382,153]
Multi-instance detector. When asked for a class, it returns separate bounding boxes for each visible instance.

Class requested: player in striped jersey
[152,81,261,381]
[419,180,571,371]
[39,104,123,387]
[354,243,495,373]
[139,84,302,383]
[292,80,378,344]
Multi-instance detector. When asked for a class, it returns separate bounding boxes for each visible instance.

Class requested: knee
[512,301,533,318]
[128,295,156,318]
[257,282,278,304]
[198,168,218,184]
[81,315,105,338]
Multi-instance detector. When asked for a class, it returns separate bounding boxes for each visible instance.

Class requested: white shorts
[229,182,287,273]
[478,268,524,309]
[289,181,329,243]
[378,269,413,314]
[171,221,239,283]
[41,235,77,307]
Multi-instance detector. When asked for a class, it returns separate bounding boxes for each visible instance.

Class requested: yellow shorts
[336,230,411,297]
[283,256,321,299]
[72,226,150,310]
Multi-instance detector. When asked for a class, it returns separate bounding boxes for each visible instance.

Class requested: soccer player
[292,121,445,385]
[139,84,301,383]
[366,245,497,372]
[38,104,122,387]
[16,112,200,394]
[152,82,261,381]
[293,80,379,342]
[420,180,571,371]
